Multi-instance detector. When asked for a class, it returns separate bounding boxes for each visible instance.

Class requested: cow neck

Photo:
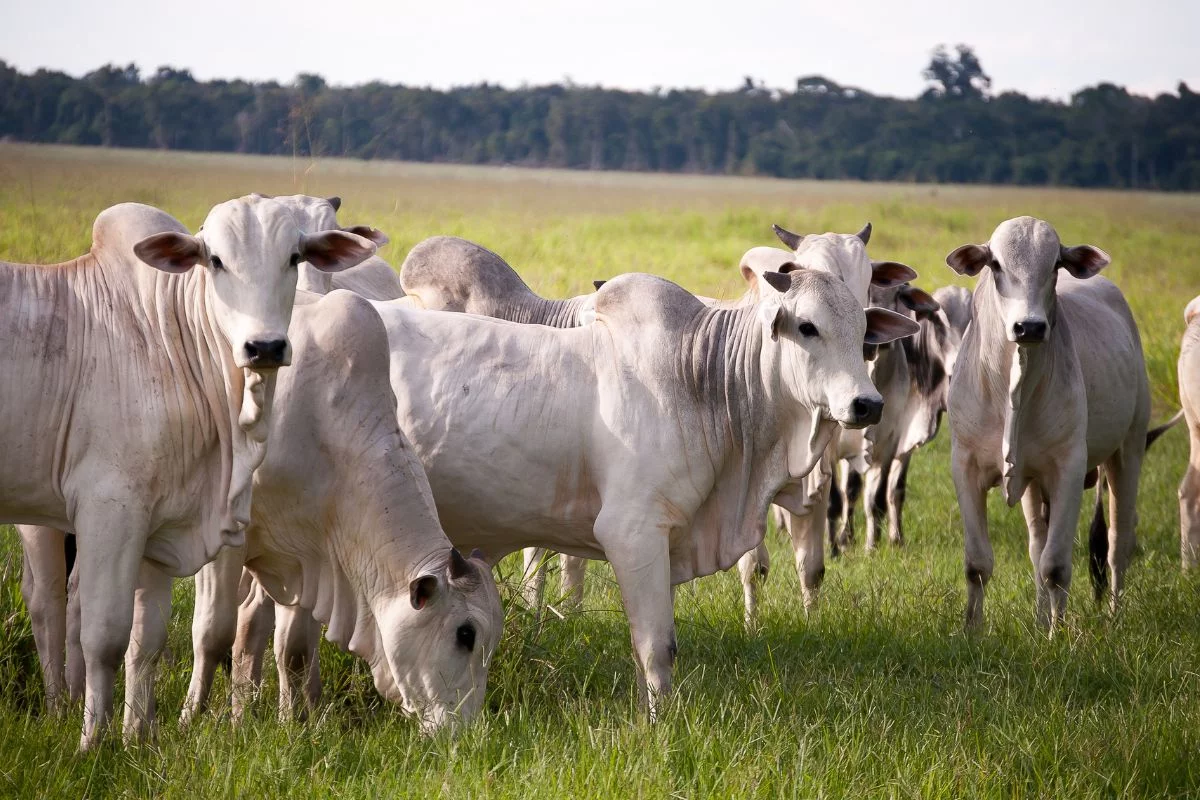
[494,292,590,328]
[971,273,1059,506]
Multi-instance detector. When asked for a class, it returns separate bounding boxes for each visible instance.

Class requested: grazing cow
[370,268,918,714]
[399,235,593,326]
[2,198,374,749]
[946,217,1149,629]
[400,235,598,609]
[733,224,918,620]
[22,291,504,734]
[1178,297,1200,567]
[180,194,404,722]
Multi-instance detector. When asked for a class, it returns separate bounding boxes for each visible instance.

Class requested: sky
[2,0,1196,100]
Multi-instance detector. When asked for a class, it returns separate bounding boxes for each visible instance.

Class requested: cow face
[134,196,376,370]
[759,268,919,429]
[946,216,1110,346]
[380,548,503,734]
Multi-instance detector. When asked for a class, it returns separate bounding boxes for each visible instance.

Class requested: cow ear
[469,548,487,562]
[134,232,206,274]
[326,196,342,211]
[1058,244,1110,279]
[946,244,991,277]
[761,270,792,294]
[871,260,918,288]
[899,286,940,318]
[341,225,389,247]
[409,574,438,610]
[772,223,805,250]
[855,222,872,245]
[1186,297,1200,326]
[758,295,784,341]
[865,307,921,345]
[301,230,376,273]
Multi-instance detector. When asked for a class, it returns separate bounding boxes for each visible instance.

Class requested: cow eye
[798,322,819,338]
[456,623,476,652]
[210,255,224,271]
[289,253,301,268]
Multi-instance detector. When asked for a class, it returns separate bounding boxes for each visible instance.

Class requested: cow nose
[244,339,288,368]
[850,396,884,427]
[1012,319,1047,343]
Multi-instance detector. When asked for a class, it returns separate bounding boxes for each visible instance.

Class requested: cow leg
[826,470,844,558]
[74,504,147,751]
[863,463,887,551]
[1104,441,1143,612]
[123,561,172,743]
[18,525,69,711]
[785,476,831,612]
[887,454,910,545]
[181,547,243,725]
[1179,426,1200,569]
[231,578,275,723]
[558,555,587,609]
[836,468,862,551]
[1040,462,1087,631]
[521,547,548,614]
[275,603,321,722]
[737,541,769,631]
[596,513,675,720]
[1020,484,1050,627]
[952,452,992,631]
[65,564,84,702]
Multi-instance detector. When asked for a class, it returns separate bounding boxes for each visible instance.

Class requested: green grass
[1,143,1198,798]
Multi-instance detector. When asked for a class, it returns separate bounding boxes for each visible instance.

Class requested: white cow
[827,282,943,552]
[946,216,1149,629]
[399,235,597,608]
[370,268,918,714]
[21,290,504,734]
[182,194,405,723]
[732,223,918,621]
[1178,297,1200,567]
[3,197,374,748]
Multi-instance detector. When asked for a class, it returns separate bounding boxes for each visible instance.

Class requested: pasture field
[0,143,1198,798]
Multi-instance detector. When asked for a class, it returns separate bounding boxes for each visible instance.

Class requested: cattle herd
[1,193,1194,751]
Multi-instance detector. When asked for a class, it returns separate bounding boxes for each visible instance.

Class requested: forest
[2,46,1198,190]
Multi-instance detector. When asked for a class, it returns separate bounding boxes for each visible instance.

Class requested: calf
[946,217,1149,629]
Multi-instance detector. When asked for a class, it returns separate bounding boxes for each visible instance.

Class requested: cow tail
[1146,410,1185,450]
[1088,473,1109,603]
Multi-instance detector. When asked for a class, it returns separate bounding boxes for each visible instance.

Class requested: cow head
[380,548,503,734]
[946,216,1110,346]
[133,195,376,369]
[757,267,919,431]
[770,221,917,306]
[263,194,391,295]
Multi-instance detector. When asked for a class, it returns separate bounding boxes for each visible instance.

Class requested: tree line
[2,46,1198,190]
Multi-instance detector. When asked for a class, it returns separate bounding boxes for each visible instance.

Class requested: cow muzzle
[843,395,884,429]
[1010,318,1048,345]
[241,338,291,369]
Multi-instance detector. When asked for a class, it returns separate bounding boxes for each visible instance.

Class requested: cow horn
[772,223,804,250]
[593,280,607,291]
[856,222,872,244]
[327,196,342,211]
[448,547,472,580]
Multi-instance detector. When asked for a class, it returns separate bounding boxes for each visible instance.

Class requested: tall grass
[0,143,1198,798]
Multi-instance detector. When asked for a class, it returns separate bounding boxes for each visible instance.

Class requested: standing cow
[945,217,1149,629]
[2,197,374,748]
[1178,297,1200,568]
[371,268,918,715]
